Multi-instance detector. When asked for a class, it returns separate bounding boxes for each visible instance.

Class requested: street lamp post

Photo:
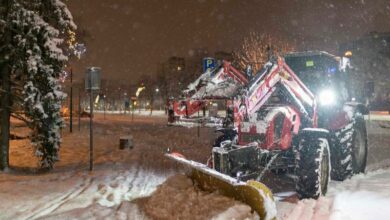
[103,95,106,119]
[85,67,101,172]
[78,86,81,131]
[70,68,73,133]
[155,88,160,110]
[89,74,93,171]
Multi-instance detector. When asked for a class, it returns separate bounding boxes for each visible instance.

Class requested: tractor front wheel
[296,135,330,199]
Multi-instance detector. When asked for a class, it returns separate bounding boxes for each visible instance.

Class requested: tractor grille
[240,133,265,144]
[212,148,229,174]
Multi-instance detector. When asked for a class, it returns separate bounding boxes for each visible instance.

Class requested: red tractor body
[238,106,301,150]
[211,52,368,199]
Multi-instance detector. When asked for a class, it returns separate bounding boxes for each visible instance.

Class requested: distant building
[159,56,187,96]
[166,56,185,72]
[339,32,390,58]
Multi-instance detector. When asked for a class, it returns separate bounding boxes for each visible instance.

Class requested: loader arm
[236,57,317,127]
[221,60,249,86]
[173,61,248,117]
[185,60,248,99]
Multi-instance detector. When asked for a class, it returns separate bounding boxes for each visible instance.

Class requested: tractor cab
[284,51,350,107]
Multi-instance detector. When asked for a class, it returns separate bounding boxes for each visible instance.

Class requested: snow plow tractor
[166,51,368,218]
[168,61,249,127]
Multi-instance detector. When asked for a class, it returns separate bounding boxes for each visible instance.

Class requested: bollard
[120,136,133,149]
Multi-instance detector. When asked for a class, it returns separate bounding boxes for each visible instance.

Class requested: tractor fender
[327,102,368,131]
[215,127,237,136]
[344,102,369,115]
[300,128,330,140]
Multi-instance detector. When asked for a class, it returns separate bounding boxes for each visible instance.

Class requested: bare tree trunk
[0,64,11,170]
[0,0,11,171]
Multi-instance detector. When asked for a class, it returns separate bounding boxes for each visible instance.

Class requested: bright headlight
[319,89,336,105]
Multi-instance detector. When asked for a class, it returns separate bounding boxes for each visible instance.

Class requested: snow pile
[95,169,168,207]
[138,174,259,220]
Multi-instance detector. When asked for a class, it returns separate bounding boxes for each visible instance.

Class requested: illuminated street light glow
[136,86,146,97]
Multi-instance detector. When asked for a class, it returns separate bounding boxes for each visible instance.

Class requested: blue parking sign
[203,57,216,72]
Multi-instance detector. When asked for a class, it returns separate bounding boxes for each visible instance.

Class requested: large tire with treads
[296,133,330,199]
[330,115,367,181]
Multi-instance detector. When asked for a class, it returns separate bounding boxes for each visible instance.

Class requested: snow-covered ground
[277,169,390,220]
[1,114,390,219]
[277,118,390,220]
[93,109,167,116]
[1,113,217,219]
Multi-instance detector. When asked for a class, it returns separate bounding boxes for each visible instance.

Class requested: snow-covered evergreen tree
[0,0,76,169]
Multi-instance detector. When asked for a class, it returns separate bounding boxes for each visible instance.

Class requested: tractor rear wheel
[330,116,367,181]
[296,135,330,199]
[351,116,368,174]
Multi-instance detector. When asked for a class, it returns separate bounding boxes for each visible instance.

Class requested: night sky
[66,0,390,82]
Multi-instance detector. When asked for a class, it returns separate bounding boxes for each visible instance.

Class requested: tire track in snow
[280,197,333,220]
[95,165,168,208]
[25,176,93,220]
[126,165,142,198]
[48,177,94,214]
[124,167,168,201]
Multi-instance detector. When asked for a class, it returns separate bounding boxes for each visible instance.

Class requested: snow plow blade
[165,153,277,220]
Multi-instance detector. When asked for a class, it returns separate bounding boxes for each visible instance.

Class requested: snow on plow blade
[165,153,277,220]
